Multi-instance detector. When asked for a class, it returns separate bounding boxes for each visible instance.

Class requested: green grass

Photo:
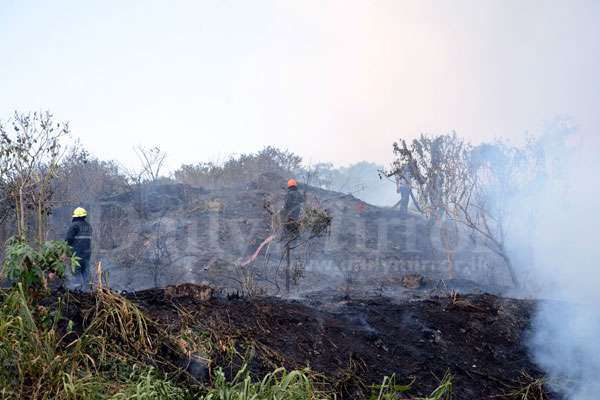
[0,283,180,399]
[201,364,330,400]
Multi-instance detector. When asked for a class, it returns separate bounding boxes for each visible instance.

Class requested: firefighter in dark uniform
[65,207,93,290]
[282,179,303,293]
[395,167,412,216]
[283,179,303,240]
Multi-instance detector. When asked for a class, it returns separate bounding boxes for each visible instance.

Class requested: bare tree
[0,111,70,243]
[462,140,544,286]
[133,145,167,183]
[384,133,532,287]
[384,133,472,279]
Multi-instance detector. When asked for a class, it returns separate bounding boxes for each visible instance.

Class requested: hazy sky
[1,0,599,170]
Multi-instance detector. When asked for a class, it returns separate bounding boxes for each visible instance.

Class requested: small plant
[110,367,187,400]
[420,371,453,400]
[202,364,330,400]
[1,236,79,295]
[300,206,332,238]
[506,372,549,400]
[369,374,412,400]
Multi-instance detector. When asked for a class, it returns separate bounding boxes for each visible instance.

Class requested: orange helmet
[287,179,298,188]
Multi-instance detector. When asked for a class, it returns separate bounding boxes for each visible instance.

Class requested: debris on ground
[46,285,554,399]
[401,273,425,289]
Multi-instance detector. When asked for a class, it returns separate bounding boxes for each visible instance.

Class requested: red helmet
[287,179,298,188]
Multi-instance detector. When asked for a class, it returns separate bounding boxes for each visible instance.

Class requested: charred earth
[45,285,553,400]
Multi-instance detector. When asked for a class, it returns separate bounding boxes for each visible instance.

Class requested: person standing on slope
[283,179,303,239]
[395,167,412,216]
[65,207,93,291]
[282,179,303,293]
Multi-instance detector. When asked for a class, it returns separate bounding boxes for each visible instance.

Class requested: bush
[174,146,302,188]
[0,284,84,399]
[0,282,188,399]
[54,147,130,203]
[1,237,78,294]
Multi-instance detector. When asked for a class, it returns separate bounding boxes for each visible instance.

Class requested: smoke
[308,161,398,207]
[505,121,600,399]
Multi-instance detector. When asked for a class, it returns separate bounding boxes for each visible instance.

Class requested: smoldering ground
[502,123,600,400]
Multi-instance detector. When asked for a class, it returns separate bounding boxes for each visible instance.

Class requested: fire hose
[240,234,276,267]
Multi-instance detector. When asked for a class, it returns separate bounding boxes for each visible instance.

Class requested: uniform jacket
[284,187,303,221]
[65,217,92,261]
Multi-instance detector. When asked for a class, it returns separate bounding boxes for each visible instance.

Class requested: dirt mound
[44,181,511,294]
[107,287,550,399]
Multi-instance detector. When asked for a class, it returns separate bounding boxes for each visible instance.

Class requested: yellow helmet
[72,207,87,218]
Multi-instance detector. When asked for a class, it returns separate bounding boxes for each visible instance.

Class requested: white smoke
[506,121,600,399]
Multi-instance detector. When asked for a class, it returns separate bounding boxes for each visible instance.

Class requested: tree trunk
[500,251,519,287]
[37,200,44,244]
[440,223,455,279]
[285,241,291,293]
[17,185,26,239]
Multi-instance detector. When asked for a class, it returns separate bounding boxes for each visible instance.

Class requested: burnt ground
[104,288,552,400]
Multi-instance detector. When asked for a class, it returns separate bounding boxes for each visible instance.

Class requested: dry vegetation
[0,111,558,399]
[0,274,460,399]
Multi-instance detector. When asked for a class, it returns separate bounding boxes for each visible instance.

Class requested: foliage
[0,111,70,241]
[202,364,329,400]
[383,132,543,286]
[384,133,477,280]
[386,132,472,220]
[369,374,412,400]
[55,147,130,203]
[1,236,78,294]
[421,371,453,400]
[0,283,88,399]
[0,280,188,399]
[0,282,331,399]
[109,368,187,400]
[300,206,333,238]
[368,371,452,400]
[174,146,302,188]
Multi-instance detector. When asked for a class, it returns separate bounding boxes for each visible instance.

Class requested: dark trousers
[283,219,300,293]
[75,258,90,290]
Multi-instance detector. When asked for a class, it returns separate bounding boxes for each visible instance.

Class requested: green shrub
[0,284,75,398]
[1,236,78,294]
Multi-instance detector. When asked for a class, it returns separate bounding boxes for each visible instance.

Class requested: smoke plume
[507,121,600,399]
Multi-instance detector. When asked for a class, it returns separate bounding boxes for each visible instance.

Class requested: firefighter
[283,179,303,239]
[282,179,303,293]
[65,207,93,291]
[395,167,412,216]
